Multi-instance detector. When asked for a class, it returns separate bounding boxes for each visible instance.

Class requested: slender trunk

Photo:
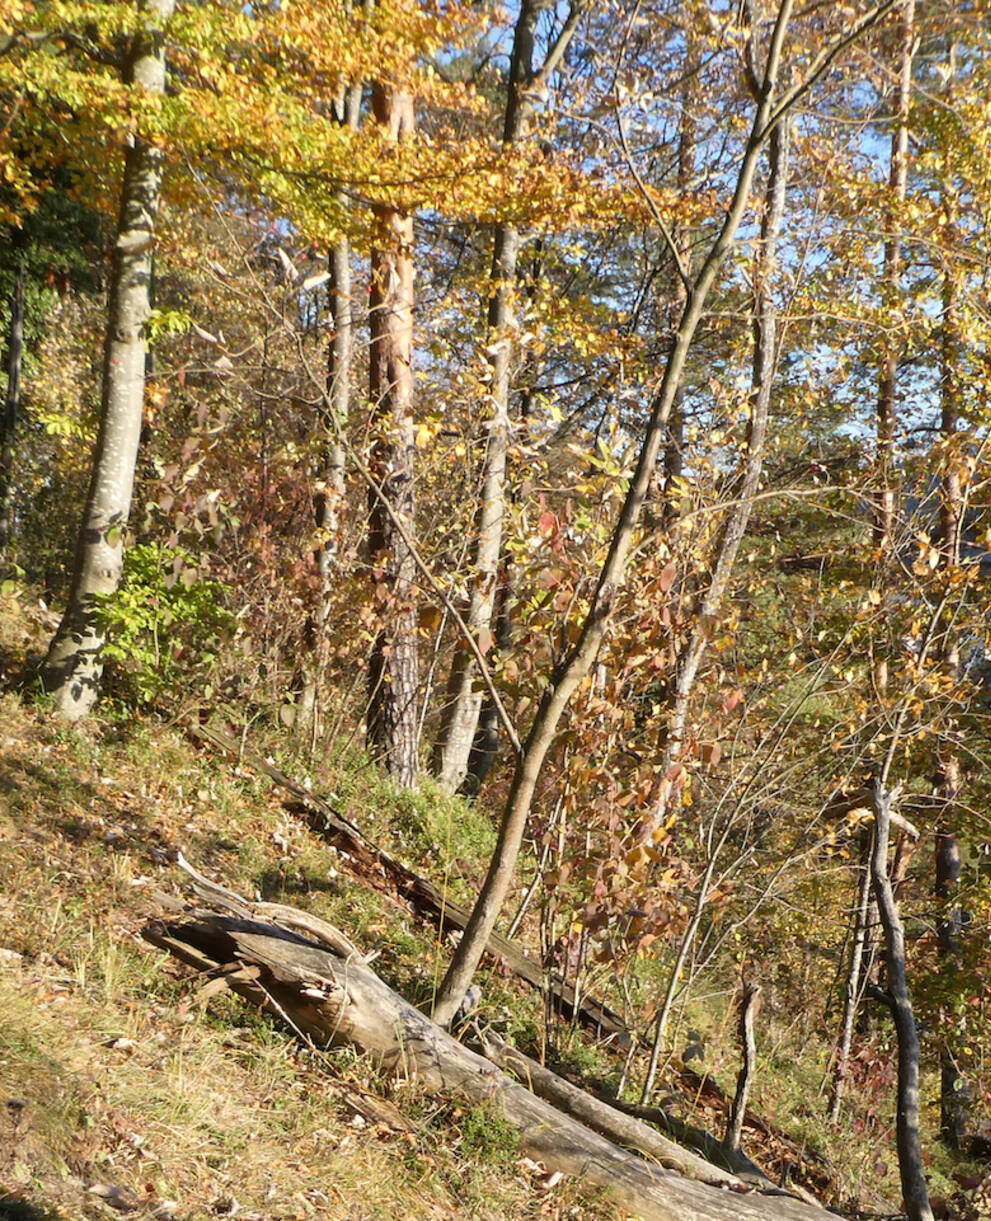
[869,783,934,1221]
[726,982,761,1153]
[42,0,173,718]
[297,83,361,737]
[0,256,25,556]
[873,0,914,556]
[462,569,511,795]
[654,119,789,816]
[431,0,800,1028]
[828,828,873,1121]
[432,220,518,793]
[433,0,581,794]
[639,119,789,1097]
[657,28,696,530]
[366,82,419,789]
[934,219,967,1148]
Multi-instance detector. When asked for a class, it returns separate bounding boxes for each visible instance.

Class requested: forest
[1,0,991,1217]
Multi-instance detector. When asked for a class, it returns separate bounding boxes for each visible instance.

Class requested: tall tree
[933,84,967,1148]
[297,79,363,740]
[42,0,174,718]
[642,108,790,1099]
[432,0,899,1028]
[433,0,585,795]
[366,80,419,789]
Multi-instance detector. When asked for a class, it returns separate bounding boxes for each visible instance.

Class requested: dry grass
[0,670,618,1221]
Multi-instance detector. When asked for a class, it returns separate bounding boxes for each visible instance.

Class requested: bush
[99,542,236,703]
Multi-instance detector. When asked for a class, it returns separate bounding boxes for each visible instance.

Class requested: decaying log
[145,906,839,1221]
[476,1029,770,1190]
[188,722,629,1038]
[476,1031,784,1191]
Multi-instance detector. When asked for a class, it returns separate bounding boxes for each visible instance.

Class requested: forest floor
[0,591,987,1221]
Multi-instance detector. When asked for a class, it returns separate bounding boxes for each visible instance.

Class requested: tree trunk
[640,115,789,1096]
[828,829,873,1121]
[934,169,968,1149]
[726,982,762,1153]
[366,82,419,789]
[431,1,810,1028]
[655,18,695,532]
[297,82,362,739]
[461,571,510,795]
[869,783,934,1221]
[0,255,25,557]
[873,0,914,556]
[42,0,173,718]
[433,0,583,795]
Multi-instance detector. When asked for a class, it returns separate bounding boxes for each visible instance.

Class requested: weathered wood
[476,1030,757,1189]
[145,908,839,1221]
[727,982,762,1152]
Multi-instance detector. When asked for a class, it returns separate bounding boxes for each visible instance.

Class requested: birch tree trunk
[42,0,173,718]
[297,82,362,739]
[366,82,419,789]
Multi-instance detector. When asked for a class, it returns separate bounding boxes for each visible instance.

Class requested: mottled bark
[297,83,361,738]
[366,83,419,789]
[0,256,25,556]
[42,0,173,718]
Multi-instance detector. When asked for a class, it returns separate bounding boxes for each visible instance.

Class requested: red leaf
[659,562,677,592]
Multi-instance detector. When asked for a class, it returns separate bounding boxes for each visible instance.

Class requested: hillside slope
[0,690,618,1221]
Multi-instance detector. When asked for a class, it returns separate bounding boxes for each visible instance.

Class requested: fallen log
[144,904,840,1221]
[475,1030,778,1191]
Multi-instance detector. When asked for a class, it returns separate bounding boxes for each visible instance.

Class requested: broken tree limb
[475,1029,769,1190]
[187,722,629,1038]
[144,905,839,1221]
[727,982,762,1153]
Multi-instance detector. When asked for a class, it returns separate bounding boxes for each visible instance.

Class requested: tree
[365,80,420,789]
[42,0,174,718]
[432,0,900,1028]
[0,249,24,556]
[432,0,586,796]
